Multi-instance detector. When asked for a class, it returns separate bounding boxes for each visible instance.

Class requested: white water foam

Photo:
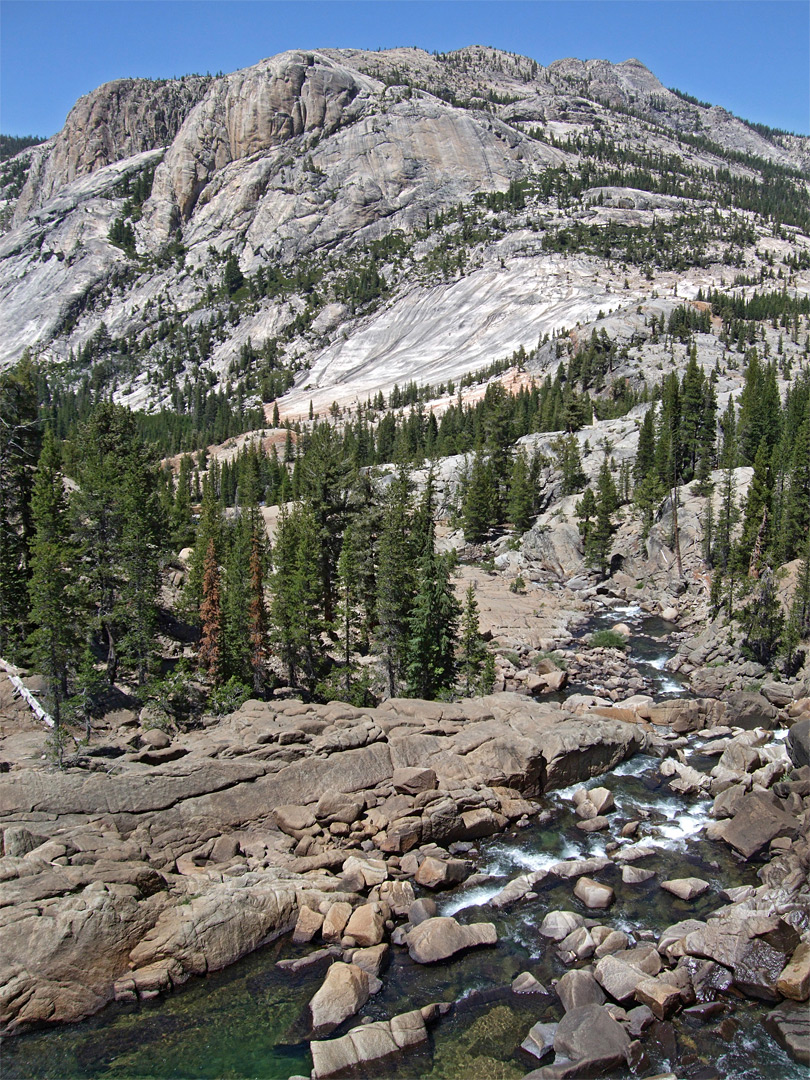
[647,654,669,671]
[441,883,507,917]
[608,604,643,618]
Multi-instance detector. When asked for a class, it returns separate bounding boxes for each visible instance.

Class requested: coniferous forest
[2,285,809,763]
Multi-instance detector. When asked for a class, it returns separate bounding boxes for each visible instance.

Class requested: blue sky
[2,1,808,137]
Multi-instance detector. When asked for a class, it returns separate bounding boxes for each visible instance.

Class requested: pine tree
[26,431,77,728]
[507,450,534,534]
[576,487,597,552]
[336,520,360,698]
[587,458,618,573]
[739,569,784,666]
[0,356,40,659]
[462,451,496,542]
[736,439,773,577]
[458,584,488,696]
[221,516,251,684]
[375,468,414,697]
[184,473,224,614]
[248,531,267,694]
[406,546,460,700]
[71,403,165,684]
[199,538,223,684]
[269,502,323,689]
[712,467,739,571]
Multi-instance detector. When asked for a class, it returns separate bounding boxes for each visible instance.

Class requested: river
[3,602,803,1080]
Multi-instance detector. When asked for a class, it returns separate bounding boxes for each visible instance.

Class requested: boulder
[594,955,651,1003]
[2,827,48,858]
[310,1007,429,1078]
[392,767,437,794]
[407,898,437,926]
[414,856,470,890]
[512,972,549,995]
[274,805,316,836]
[720,791,800,859]
[540,910,586,940]
[660,877,711,901]
[376,879,415,917]
[322,902,353,944]
[724,691,778,729]
[553,1003,631,1068]
[574,877,614,909]
[555,969,605,1012]
[777,942,810,1002]
[292,905,324,945]
[344,904,385,948]
[342,855,388,887]
[557,926,596,962]
[787,718,810,769]
[308,961,370,1036]
[141,728,171,749]
[347,943,389,979]
[588,787,615,814]
[406,917,496,964]
[764,1002,810,1065]
[594,930,629,958]
[634,977,684,1019]
[622,865,655,884]
[315,790,364,825]
[210,835,240,863]
[521,1020,557,1060]
[683,915,801,1001]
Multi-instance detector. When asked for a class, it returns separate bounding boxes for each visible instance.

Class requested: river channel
[3,603,803,1080]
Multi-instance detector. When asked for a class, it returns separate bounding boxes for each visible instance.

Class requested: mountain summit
[1,46,808,414]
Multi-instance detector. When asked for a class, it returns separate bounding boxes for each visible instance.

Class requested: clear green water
[2,609,804,1080]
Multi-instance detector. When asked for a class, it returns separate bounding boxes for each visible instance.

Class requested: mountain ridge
[1,45,808,419]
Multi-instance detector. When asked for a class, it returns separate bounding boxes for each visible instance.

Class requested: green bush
[588,629,629,650]
[208,676,252,716]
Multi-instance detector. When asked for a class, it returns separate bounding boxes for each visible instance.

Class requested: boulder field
[0,690,645,1033]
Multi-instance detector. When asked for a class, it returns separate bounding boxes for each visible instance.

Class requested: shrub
[208,676,252,716]
[588,629,629,650]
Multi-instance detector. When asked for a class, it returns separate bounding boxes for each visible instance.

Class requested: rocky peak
[146,51,376,235]
[13,74,213,224]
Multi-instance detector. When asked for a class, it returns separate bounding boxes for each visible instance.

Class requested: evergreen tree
[375,468,414,697]
[462,451,497,542]
[184,473,224,614]
[458,584,488,696]
[739,569,784,666]
[270,502,323,689]
[553,433,587,495]
[335,520,360,699]
[782,415,810,560]
[248,531,268,694]
[736,439,773,577]
[70,403,164,683]
[199,539,223,684]
[587,458,618,573]
[507,449,534,534]
[633,405,656,484]
[223,252,244,296]
[170,454,195,550]
[0,356,40,659]
[221,516,252,684]
[26,431,77,727]
[575,487,597,552]
[712,467,739,571]
[406,546,460,700]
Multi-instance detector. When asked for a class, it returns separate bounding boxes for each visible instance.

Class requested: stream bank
[1,600,809,1079]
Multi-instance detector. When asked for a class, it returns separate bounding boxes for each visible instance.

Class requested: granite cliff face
[0,46,808,412]
[12,75,212,223]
